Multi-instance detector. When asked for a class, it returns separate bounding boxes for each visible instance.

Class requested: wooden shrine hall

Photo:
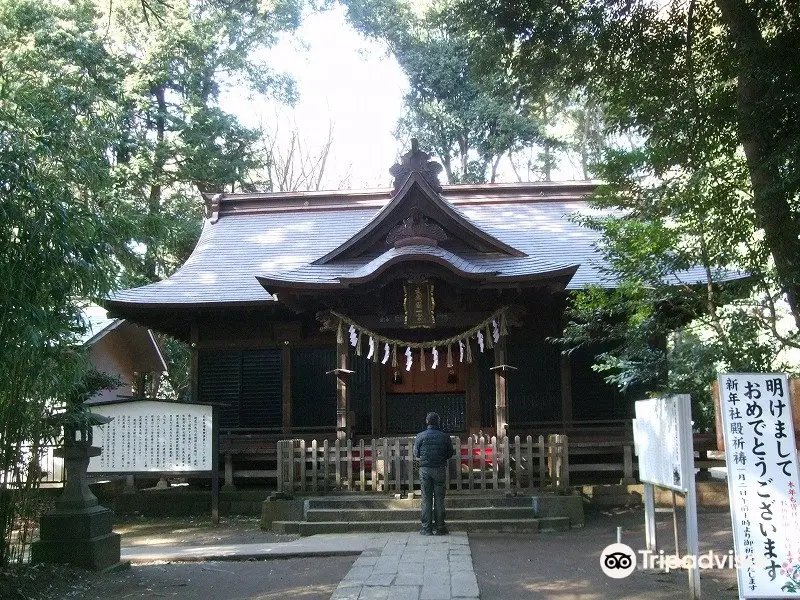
[107,141,652,444]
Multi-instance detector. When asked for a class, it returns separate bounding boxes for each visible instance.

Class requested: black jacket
[413,426,455,468]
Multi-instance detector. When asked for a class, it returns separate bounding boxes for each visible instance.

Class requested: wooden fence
[276,434,569,494]
[0,443,64,488]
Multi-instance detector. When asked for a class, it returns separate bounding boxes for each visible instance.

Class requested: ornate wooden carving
[386,208,448,248]
[389,138,443,193]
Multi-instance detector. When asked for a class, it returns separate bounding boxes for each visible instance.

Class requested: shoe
[420,528,432,536]
[433,526,449,535]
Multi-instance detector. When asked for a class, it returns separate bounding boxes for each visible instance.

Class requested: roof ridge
[205,181,599,220]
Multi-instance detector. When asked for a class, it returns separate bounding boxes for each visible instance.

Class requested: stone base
[32,532,122,572]
[261,497,304,530]
[580,484,643,508]
[39,505,113,540]
[532,494,585,527]
[580,481,730,509]
[32,505,123,571]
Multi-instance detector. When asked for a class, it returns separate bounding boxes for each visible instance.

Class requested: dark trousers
[419,465,447,531]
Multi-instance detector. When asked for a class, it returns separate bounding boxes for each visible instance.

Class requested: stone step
[304,495,534,510]
[273,517,569,536]
[305,506,536,522]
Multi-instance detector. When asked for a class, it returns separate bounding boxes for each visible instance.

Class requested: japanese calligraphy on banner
[87,401,213,473]
[719,373,800,597]
[633,395,692,493]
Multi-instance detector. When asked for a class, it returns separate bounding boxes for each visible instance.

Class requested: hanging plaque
[404,280,435,329]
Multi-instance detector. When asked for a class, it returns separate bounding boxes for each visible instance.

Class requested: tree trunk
[490,154,502,183]
[459,134,469,181]
[715,0,800,329]
[145,84,167,283]
[440,154,454,184]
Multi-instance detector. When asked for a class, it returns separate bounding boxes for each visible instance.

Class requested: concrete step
[304,495,534,510]
[305,506,536,522]
[273,517,569,536]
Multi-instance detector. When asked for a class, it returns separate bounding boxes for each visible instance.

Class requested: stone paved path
[330,532,479,600]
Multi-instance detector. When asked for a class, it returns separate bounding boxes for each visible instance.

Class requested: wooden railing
[565,439,726,484]
[0,443,64,487]
[276,434,570,494]
[218,428,336,486]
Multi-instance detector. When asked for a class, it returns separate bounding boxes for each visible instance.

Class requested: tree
[99,0,307,402]
[563,92,606,181]
[0,0,314,561]
[103,0,305,287]
[446,0,800,420]
[0,0,122,564]
[454,0,800,328]
[346,0,550,183]
[254,111,347,192]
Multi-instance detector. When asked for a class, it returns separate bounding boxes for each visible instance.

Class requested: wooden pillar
[190,324,199,403]
[370,363,382,437]
[560,353,573,429]
[336,340,350,441]
[465,360,481,434]
[282,345,292,434]
[494,337,509,438]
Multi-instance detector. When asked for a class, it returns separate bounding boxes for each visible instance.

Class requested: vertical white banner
[719,373,800,598]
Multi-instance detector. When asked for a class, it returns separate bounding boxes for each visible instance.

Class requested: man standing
[413,412,455,535]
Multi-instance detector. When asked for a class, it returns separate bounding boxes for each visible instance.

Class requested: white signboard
[88,401,213,473]
[719,373,800,598]
[634,395,692,493]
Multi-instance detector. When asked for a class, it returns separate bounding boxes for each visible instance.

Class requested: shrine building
[107,143,672,443]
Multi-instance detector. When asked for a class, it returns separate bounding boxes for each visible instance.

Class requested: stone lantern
[31,409,127,571]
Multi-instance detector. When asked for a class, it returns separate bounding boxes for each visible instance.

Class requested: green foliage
[62,369,122,409]
[105,0,304,284]
[101,0,308,400]
[453,0,800,418]
[346,0,549,183]
[0,0,309,564]
[159,337,192,401]
[0,0,124,564]
[455,0,800,318]
[666,332,718,432]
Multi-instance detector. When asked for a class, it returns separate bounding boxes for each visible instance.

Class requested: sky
[223,5,409,190]
[220,4,589,191]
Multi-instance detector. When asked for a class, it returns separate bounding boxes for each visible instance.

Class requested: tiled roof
[77,303,123,345]
[342,246,499,280]
[106,182,731,308]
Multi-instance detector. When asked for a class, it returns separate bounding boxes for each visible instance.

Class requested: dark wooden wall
[192,301,634,436]
[290,348,336,428]
[198,348,283,429]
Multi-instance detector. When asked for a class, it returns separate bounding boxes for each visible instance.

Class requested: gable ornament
[386,208,448,248]
[389,138,444,193]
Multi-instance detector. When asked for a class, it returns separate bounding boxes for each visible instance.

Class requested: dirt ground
[114,514,298,548]
[471,507,740,600]
[76,515,357,600]
[74,557,357,600]
[3,508,743,600]
[0,516,315,600]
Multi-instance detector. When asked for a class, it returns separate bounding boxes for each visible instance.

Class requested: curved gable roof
[313,172,525,264]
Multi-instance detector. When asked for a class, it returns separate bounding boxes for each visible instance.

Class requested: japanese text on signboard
[88,401,213,473]
[719,373,800,596]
